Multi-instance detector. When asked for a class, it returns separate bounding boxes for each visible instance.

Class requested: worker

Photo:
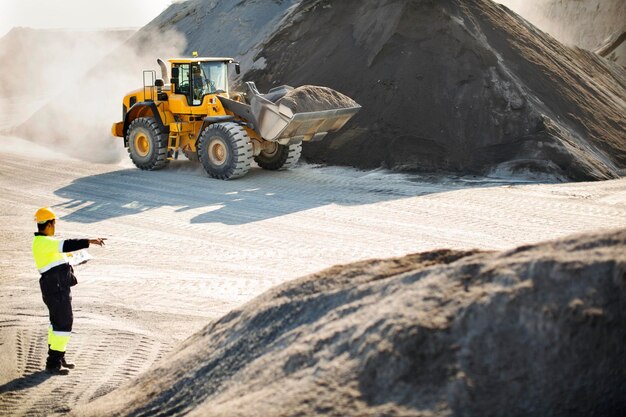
[191,63,207,103]
[31,207,106,375]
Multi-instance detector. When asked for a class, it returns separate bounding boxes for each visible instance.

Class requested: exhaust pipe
[157,58,168,81]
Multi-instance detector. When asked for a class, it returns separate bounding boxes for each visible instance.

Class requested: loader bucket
[219,84,361,143]
[250,95,361,142]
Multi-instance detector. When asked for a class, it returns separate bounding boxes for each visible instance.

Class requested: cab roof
[168,57,235,64]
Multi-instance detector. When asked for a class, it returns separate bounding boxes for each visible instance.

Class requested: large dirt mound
[496,0,626,67]
[246,0,626,181]
[496,0,625,51]
[69,229,626,417]
[139,0,301,69]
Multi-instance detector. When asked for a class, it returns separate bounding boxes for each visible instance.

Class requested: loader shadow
[52,161,520,225]
[0,371,52,394]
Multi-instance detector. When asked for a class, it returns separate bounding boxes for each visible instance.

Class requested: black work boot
[46,349,69,375]
[46,365,70,375]
[61,356,75,369]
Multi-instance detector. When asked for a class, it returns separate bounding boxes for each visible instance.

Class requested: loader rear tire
[127,117,169,170]
[197,122,253,180]
[254,142,302,170]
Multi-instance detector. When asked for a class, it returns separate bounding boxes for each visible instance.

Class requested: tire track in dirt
[0,326,49,417]
[69,330,164,404]
[0,325,169,417]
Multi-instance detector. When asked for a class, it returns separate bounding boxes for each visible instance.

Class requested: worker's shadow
[52,161,434,225]
[0,371,52,394]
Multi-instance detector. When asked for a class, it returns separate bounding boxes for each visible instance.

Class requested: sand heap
[246,0,626,180]
[276,85,359,113]
[496,0,626,67]
[495,0,625,51]
[67,229,626,417]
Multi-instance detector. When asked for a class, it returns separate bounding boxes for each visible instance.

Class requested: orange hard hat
[34,207,57,224]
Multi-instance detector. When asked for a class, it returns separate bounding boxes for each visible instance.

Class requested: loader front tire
[197,122,253,180]
[254,142,302,170]
[127,117,169,170]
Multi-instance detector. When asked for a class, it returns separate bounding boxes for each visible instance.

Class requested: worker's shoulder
[32,234,61,248]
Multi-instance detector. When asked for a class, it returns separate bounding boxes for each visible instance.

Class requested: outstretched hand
[89,238,107,247]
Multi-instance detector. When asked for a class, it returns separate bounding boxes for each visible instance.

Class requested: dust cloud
[0,27,187,163]
[0,28,133,100]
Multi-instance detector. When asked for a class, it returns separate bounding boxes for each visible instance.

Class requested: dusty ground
[0,135,625,416]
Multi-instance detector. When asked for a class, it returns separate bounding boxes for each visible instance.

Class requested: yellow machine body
[112,56,360,179]
[111,58,261,159]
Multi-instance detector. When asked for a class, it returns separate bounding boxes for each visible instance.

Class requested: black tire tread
[197,122,253,180]
[127,117,169,171]
[254,142,302,170]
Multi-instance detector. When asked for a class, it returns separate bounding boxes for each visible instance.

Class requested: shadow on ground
[0,371,51,394]
[52,162,452,225]
[53,162,540,226]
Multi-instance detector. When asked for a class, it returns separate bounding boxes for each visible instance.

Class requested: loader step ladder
[168,121,191,160]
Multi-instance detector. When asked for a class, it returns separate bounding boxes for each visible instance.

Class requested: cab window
[173,61,229,106]
[172,63,191,102]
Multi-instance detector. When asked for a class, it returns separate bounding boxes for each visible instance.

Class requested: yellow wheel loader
[111,56,360,180]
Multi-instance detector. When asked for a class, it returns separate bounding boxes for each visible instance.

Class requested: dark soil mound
[277,85,359,112]
[71,229,626,417]
[140,0,301,68]
[246,0,626,180]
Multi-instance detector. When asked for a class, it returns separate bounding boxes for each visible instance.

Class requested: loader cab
[170,58,232,106]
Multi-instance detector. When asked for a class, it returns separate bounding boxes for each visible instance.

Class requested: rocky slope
[245,0,626,180]
[496,0,625,51]
[67,229,626,417]
[496,0,626,67]
[137,0,301,70]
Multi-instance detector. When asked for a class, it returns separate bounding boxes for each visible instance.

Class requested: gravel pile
[70,229,626,417]
[246,0,626,180]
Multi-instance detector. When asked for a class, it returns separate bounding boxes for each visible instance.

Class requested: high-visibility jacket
[32,233,89,287]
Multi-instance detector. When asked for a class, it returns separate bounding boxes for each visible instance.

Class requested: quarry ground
[0,135,625,416]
